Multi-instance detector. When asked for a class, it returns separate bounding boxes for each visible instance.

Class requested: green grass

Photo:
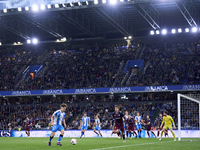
[0,137,199,150]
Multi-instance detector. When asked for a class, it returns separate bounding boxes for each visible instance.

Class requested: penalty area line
[90,141,174,150]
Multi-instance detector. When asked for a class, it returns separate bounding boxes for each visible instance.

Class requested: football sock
[126,131,128,137]
[171,131,176,139]
[58,134,63,142]
[122,134,125,140]
[157,131,160,137]
[134,131,137,137]
[129,132,132,138]
[151,131,156,137]
[147,131,150,137]
[49,135,54,142]
[81,132,84,137]
[117,132,120,137]
[161,131,163,138]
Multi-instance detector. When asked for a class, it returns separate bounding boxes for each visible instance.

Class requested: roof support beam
[176,0,199,27]
[94,7,132,37]
[59,10,102,37]
[135,3,160,30]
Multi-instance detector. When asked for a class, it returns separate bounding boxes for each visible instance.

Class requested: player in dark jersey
[25,116,32,138]
[126,115,137,139]
[110,105,126,142]
[157,113,168,138]
[143,115,156,138]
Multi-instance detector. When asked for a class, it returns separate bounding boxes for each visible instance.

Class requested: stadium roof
[0,0,200,46]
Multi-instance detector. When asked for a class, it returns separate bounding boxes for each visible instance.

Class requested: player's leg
[159,127,166,140]
[25,129,28,137]
[48,132,55,146]
[169,128,176,141]
[57,129,64,146]
[150,129,156,138]
[98,129,102,137]
[120,128,126,143]
[165,129,169,138]
[157,128,160,137]
[93,128,99,135]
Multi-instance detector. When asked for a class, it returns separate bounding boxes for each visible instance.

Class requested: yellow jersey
[162,115,175,126]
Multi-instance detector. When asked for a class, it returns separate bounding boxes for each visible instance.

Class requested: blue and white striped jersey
[95,118,101,128]
[81,116,90,126]
[52,110,66,125]
[135,116,142,125]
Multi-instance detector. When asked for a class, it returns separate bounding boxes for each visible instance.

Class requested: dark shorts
[25,127,30,131]
[128,126,135,131]
[147,126,153,131]
[115,124,124,132]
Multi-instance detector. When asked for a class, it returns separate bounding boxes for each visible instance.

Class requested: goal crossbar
[177,93,200,141]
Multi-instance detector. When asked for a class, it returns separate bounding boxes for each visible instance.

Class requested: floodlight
[110,0,117,4]
[40,5,45,10]
[32,38,38,44]
[150,30,154,35]
[3,9,7,13]
[124,37,127,40]
[86,1,89,5]
[171,29,176,34]
[27,39,31,44]
[120,0,124,2]
[0,42,2,46]
[47,4,51,9]
[185,28,189,33]
[32,5,39,11]
[70,3,74,7]
[62,4,66,7]
[25,7,29,11]
[128,36,132,39]
[55,4,59,8]
[18,7,22,12]
[192,27,197,33]
[102,0,106,4]
[78,2,82,6]
[162,29,167,35]
[156,30,160,34]
[94,0,98,4]
[178,28,182,33]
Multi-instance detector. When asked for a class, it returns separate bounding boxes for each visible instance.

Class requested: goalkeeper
[159,111,176,141]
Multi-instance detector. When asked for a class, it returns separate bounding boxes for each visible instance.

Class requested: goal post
[177,93,200,141]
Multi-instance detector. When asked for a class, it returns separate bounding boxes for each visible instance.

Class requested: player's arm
[88,118,91,127]
[79,119,83,128]
[51,115,54,126]
[29,121,32,126]
[170,116,176,128]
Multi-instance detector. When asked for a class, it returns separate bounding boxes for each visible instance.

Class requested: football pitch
[0,137,199,150]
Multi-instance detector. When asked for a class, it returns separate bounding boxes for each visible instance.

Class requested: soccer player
[110,105,126,143]
[126,115,137,139]
[25,116,32,138]
[135,112,142,138]
[48,103,67,146]
[159,111,176,141]
[80,112,91,138]
[156,113,168,138]
[124,111,128,138]
[143,115,156,138]
[93,114,102,137]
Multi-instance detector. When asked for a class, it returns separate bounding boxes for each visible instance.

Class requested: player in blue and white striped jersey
[93,114,102,137]
[135,112,142,138]
[48,103,67,146]
[80,112,91,138]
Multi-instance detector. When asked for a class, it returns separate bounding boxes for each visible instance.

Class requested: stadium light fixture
[102,0,106,4]
[32,38,38,44]
[55,4,59,8]
[25,7,29,11]
[3,9,7,13]
[40,5,45,10]
[185,28,189,33]
[171,29,176,34]
[70,3,74,7]
[18,7,22,12]
[32,5,39,11]
[110,0,117,4]
[124,37,127,40]
[178,28,182,33]
[61,37,67,42]
[94,0,98,4]
[156,30,160,35]
[47,4,51,9]
[150,30,154,35]
[162,29,167,35]
[27,39,31,44]
[128,36,132,39]
[0,42,2,46]
[62,4,66,7]
[78,2,82,6]
[120,0,124,2]
[192,27,197,33]
[86,1,89,5]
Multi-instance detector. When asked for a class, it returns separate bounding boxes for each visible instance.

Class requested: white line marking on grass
[90,141,174,150]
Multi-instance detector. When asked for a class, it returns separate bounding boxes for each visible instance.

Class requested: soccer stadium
[0,0,200,149]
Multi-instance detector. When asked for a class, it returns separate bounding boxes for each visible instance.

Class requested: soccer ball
[71,139,77,145]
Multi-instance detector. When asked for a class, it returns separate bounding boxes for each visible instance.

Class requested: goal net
[177,93,200,141]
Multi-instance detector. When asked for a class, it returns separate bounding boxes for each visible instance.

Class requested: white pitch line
[90,141,174,150]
